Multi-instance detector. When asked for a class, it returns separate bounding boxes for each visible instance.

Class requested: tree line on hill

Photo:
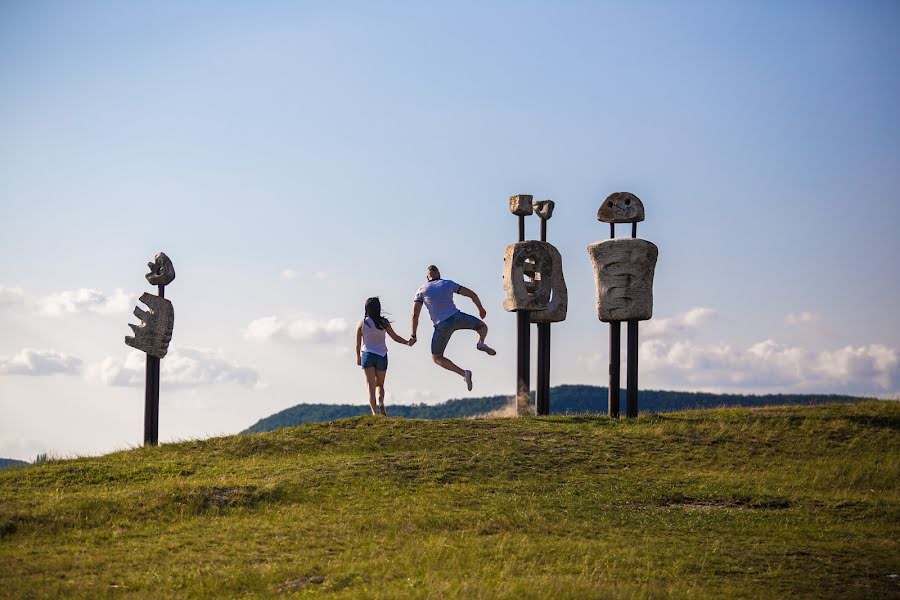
[242,384,865,434]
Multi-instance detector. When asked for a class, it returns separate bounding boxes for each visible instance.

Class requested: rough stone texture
[597,192,645,224]
[125,292,174,358]
[502,241,553,312]
[530,243,567,323]
[509,194,534,216]
[533,199,555,220]
[587,238,658,322]
[146,252,176,287]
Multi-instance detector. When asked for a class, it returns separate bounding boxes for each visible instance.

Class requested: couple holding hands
[355,265,496,416]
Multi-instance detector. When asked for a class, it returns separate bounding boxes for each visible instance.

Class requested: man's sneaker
[476,342,496,356]
[463,370,473,391]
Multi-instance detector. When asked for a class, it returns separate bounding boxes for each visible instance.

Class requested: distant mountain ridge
[0,458,29,470]
[242,384,865,433]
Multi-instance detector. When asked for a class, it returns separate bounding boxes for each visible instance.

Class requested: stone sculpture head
[509,194,535,216]
[146,252,176,287]
[532,199,555,220]
[597,192,645,224]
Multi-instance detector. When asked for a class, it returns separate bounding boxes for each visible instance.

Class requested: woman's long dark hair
[364,297,390,330]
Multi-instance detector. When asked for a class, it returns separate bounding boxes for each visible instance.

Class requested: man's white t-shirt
[414,279,461,325]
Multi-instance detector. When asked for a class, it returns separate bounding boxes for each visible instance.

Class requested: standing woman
[356,297,412,416]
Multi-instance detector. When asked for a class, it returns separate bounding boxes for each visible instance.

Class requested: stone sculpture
[587,239,658,322]
[588,192,658,418]
[530,244,567,324]
[502,240,554,312]
[145,252,176,287]
[503,194,568,416]
[509,194,535,216]
[124,252,176,446]
[125,292,174,359]
[597,191,645,223]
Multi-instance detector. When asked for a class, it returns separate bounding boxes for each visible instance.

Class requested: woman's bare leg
[376,370,387,416]
[364,367,378,415]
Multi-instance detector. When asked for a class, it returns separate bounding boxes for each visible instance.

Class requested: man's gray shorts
[431,311,484,356]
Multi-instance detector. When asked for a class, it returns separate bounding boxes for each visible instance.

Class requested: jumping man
[409,265,496,390]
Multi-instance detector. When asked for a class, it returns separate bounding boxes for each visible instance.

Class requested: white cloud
[37,288,132,316]
[0,348,82,376]
[244,314,349,343]
[785,311,819,326]
[313,270,332,281]
[87,346,260,389]
[0,285,25,306]
[280,269,298,281]
[642,307,716,338]
[638,338,899,394]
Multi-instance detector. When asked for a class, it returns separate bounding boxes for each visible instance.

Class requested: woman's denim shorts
[361,351,388,371]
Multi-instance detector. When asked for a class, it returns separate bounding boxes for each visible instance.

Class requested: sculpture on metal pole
[125,252,175,445]
[587,193,658,418]
[503,195,568,416]
[531,200,567,415]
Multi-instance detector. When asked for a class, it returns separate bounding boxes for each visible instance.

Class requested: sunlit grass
[1,401,898,598]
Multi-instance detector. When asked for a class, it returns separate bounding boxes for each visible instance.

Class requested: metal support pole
[609,321,621,418]
[610,223,615,238]
[144,355,159,446]
[516,311,531,415]
[143,285,164,446]
[626,319,639,418]
[536,215,551,415]
[536,322,550,415]
[518,215,525,242]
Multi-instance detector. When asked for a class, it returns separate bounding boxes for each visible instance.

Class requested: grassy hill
[243,384,864,433]
[1,401,898,598]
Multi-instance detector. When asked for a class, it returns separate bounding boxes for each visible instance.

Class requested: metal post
[535,215,551,415]
[626,319,638,418]
[143,284,164,446]
[518,215,526,242]
[536,322,550,415]
[610,223,615,239]
[516,311,531,415]
[609,321,621,418]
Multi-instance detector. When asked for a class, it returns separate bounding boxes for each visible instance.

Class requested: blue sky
[2,1,899,460]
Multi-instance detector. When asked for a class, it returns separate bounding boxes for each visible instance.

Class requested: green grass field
[1,401,898,598]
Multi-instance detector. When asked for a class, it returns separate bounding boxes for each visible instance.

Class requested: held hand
[479,306,487,319]
[408,336,417,347]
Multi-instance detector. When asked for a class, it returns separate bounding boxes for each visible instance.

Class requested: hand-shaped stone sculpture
[125,292,174,359]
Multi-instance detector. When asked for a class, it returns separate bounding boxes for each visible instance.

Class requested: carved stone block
[509,194,534,216]
[125,292,175,358]
[597,192,645,224]
[502,241,553,312]
[533,199,555,220]
[530,243,567,323]
[146,252,176,287]
[588,238,658,322]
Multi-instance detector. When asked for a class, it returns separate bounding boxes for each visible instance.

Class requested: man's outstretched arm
[458,286,487,319]
[410,302,423,346]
